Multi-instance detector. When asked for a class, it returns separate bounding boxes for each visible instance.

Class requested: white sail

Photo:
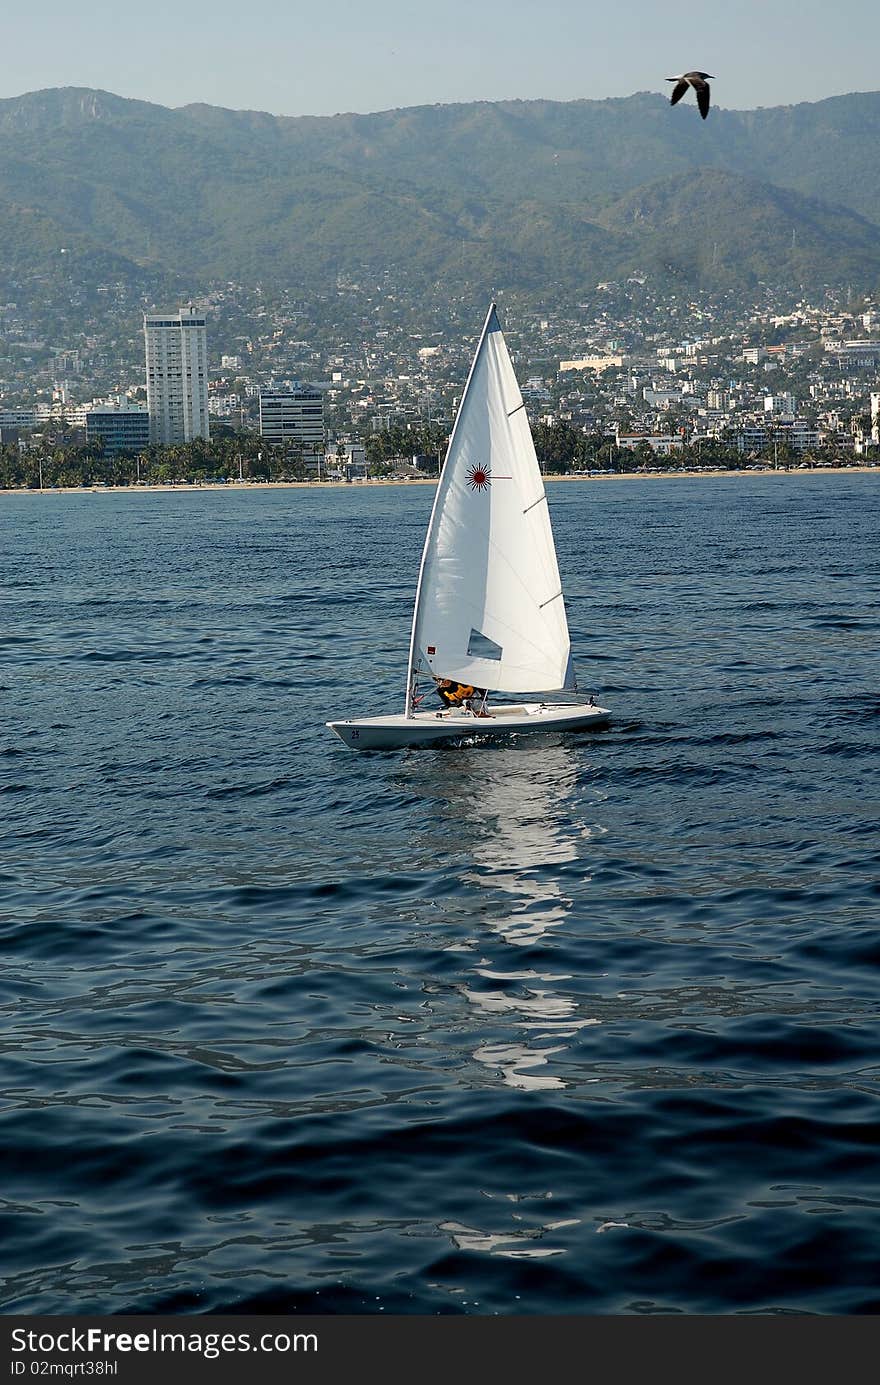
[406,304,574,708]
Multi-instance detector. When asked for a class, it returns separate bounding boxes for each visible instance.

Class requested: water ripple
[1,478,878,1314]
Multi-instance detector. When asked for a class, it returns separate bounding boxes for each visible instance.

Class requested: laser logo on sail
[467,465,490,491]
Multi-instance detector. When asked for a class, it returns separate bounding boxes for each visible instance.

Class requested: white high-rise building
[144,307,210,445]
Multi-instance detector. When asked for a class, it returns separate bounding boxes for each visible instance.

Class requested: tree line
[531,420,850,471]
[365,418,853,474]
[0,433,319,489]
[0,417,855,490]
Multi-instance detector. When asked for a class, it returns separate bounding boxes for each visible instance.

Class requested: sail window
[467,628,503,661]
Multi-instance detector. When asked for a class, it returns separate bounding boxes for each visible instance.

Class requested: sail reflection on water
[408,739,605,1091]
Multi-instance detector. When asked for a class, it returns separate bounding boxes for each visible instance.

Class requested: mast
[403,303,499,716]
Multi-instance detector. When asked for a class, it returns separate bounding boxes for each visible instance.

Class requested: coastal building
[84,404,150,454]
[824,340,880,367]
[326,440,367,478]
[736,425,768,452]
[258,387,324,448]
[643,388,684,407]
[764,393,796,417]
[785,421,819,451]
[559,355,623,374]
[615,433,683,455]
[144,308,210,445]
[52,349,82,378]
[208,392,245,421]
[0,408,36,429]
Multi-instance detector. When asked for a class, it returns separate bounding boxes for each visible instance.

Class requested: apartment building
[85,405,150,454]
[144,308,210,445]
[258,387,324,448]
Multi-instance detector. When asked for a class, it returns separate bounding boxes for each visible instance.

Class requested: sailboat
[326,304,611,750]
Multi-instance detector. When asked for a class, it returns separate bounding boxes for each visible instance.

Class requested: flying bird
[667,71,714,119]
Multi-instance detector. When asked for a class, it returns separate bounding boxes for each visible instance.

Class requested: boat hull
[326,702,611,750]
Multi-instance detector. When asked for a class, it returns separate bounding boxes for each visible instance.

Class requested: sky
[1,0,877,118]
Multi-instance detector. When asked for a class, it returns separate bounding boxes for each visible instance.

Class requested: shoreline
[1,465,876,496]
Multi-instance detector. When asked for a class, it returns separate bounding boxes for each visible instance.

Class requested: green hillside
[1,86,879,299]
[597,169,880,289]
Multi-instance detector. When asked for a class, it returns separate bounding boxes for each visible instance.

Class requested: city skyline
[1,0,878,119]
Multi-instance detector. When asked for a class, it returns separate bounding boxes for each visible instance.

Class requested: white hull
[327,701,611,750]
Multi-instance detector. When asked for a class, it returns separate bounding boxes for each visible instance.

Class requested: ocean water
[1,474,878,1316]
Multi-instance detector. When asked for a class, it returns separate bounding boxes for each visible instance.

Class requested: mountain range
[2,86,880,299]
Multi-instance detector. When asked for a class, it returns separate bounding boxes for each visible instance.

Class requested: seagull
[667,71,714,119]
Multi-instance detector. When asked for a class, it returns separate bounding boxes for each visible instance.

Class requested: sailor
[435,678,490,712]
[435,678,477,708]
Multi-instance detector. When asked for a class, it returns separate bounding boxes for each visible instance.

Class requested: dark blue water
[1,475,878,1315]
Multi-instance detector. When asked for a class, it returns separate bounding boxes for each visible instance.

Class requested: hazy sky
[1,0,876,117]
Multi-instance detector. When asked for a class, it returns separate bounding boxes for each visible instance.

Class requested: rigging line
[523,494,548,515]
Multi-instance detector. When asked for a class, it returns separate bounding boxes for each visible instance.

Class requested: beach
[2,464,877,495]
